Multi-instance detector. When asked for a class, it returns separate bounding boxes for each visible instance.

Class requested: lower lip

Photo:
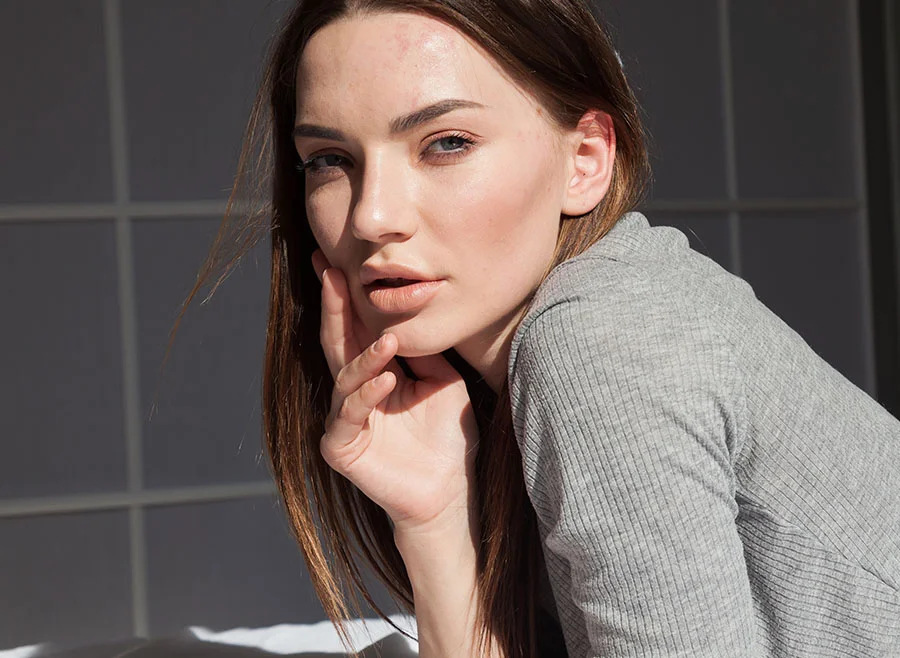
[364,280,445,314]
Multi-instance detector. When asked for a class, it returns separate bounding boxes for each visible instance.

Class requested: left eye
[427,134,473,154]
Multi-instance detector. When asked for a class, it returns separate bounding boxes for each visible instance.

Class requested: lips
[374,277,418,287]
[359,262,435,286]
[358,262,445,313]
[363,279,445,314]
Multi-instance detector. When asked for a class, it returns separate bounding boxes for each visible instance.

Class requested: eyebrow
[293,98,487,141]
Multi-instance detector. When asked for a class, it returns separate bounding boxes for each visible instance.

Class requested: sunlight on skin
[294,10,611,392]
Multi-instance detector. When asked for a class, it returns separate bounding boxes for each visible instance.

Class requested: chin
[383,323,454,358]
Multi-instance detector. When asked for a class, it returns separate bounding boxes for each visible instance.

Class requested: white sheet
[188,614,418,653]
[0,614,419,657]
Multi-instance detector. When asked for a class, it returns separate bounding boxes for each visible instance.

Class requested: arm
[508,283,761,657]
[394,516,504,658]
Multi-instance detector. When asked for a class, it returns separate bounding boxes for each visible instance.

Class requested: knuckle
[333,368,349,398]
[363,375,381,397]
[337,393,355,420]
[319,436,341,469]
[328,390,342,419]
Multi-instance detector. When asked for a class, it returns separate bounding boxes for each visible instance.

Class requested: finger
[322,371,397,463]
[351,315,405,380]
[331,331,399,405]
[311,249,330,282]
[316,260,404,381]
[320,267,362,379]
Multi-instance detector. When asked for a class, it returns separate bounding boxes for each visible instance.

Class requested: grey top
[507,212,900,657]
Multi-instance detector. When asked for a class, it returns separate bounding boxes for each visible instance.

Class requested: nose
[349,151,417,244]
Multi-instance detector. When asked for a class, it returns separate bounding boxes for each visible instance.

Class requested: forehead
[295,11,536,119]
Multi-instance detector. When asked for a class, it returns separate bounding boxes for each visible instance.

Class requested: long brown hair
[170,1,649,655]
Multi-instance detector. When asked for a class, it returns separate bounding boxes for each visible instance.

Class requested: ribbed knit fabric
[507,212,900,657]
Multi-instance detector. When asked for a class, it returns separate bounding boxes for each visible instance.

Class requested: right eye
[299,153,350,176]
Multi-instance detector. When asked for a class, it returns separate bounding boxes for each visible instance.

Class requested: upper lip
[359,262,438,286]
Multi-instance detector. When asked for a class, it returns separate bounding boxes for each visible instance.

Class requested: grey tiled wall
[604,0,871,387]
[0,0,875,649]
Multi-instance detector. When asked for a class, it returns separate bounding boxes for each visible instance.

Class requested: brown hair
[170,1,649,655]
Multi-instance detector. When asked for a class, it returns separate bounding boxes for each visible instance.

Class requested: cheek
[450,143,560,252]
[305,187,346,252]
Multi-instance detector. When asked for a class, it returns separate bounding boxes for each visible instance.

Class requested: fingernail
[373,335,385,352]
[319,267,328,284]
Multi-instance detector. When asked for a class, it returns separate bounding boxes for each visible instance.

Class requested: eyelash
[296,132,476,176]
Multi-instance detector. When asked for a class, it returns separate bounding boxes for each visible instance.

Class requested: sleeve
[508,288,762,657]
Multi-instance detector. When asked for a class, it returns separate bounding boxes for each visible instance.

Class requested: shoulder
[505,247,748,448]
[508,253,718,380]
[506,249,752,507]
[506,250,751,486]
[506,212,757,403]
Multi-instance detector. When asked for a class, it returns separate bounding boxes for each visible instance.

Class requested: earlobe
[561,110,616,217]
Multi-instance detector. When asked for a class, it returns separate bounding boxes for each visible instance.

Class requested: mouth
[366,277,424,289]
[363,278,445,314]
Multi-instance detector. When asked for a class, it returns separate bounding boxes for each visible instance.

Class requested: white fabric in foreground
[187,614,418,654]
[0,615,419,658]
[0,648,41,658]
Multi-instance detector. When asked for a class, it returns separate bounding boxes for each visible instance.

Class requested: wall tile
[730,0,859,199]
[145,496,402,634]
[0,510,132,648]
[0,1,113,203]
[0,221,126,499]
[121,0,287,201]
[740,211,870,393]
[597,0,728,201]
[133,218,270,488]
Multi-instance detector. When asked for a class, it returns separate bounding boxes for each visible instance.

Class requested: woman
[179,0,900,656]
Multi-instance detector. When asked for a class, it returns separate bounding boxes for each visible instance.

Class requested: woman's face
[294,10,573,381]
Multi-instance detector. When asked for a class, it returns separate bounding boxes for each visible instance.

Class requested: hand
[311,249,481,537]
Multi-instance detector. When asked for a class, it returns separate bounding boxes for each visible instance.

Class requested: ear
[560,109,616,217]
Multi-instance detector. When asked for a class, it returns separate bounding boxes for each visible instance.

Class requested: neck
[452,305,527,395]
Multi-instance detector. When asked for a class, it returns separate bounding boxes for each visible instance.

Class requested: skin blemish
[391,27,411,57]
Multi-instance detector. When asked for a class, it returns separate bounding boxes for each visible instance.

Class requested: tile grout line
[103,0,149,638]
[847,0,878,397]
[0,200,228,221]
[718,0,742,278]
[886,0,900,395]
[889,0,900,239]
[0,198,861,222]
